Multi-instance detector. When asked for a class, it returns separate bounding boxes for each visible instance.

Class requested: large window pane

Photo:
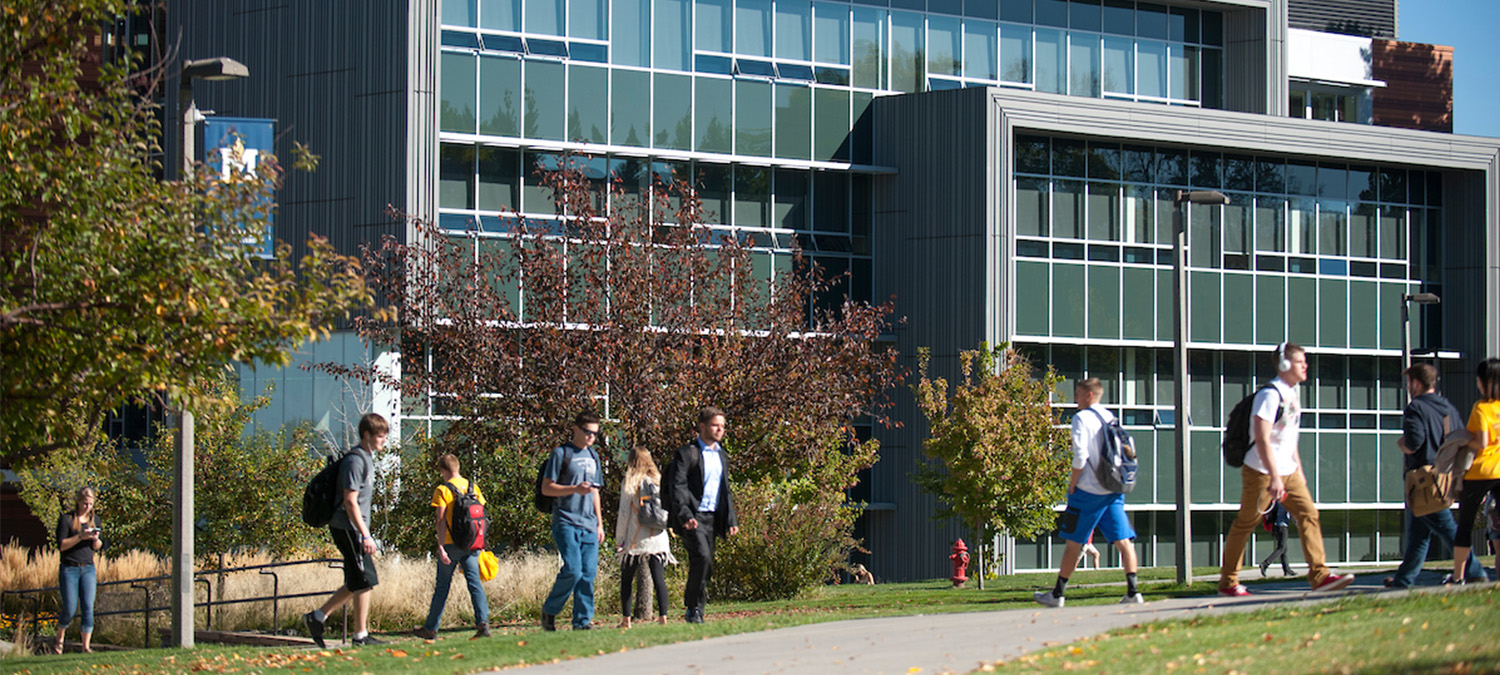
[1318,200,1348,256]
[813,171,848,232]
[655,0,691,70]
[1000,23,1032,83]
[1053,263,1085,337]
[1087,182,1118,240]
[1123,184,1151,243]
[444,0,477,26]
[1137,40,1166,98]
[775,169,810,229]
[1349,280,1377,349]
[695,77,733,153]
[1350,203,1377,258]
[890,11,926,93]
[1088,265,1121,339]
[1122,268,1154,339]
[964,20,997,80]
[813,87,850,161]
[570,0,606,39]
[1017,261,1050,335]
[697,163,732,223]
[523,60,565,140]
[1190,271,1220,342]
[524,0,564,35]
[477,55,520,136]
[737,0,773,57]
[737,80,773,156]
[441,52,477,133]
[1223,273,1253,341]
[440,143,475,209]
[1102,36,1132,94]
[1380,206,1405,260]
[1290,197,1315,255]
[814,2,851,65]
[852,7,887,89]
[1035,28,1065,93]
[1224,193,1250,254]
[1255,196,1285,252]
[522,151,561,213]
[735,166,771,227]
[611,69,649,146]
[1069,32,1100,97]
[1017,177,1050,237]
[480,0,520,30]
[777,0,812,60]
[1170,44,1199,100]
[775,83,812,159]
[1320,278,1348,348]
[568,65,608,143]
[1054,180,1084,238]
[612,0,649,66]
[1189,200,1220,268]
[653,73,693,150]
[698,0,732,52]
[477,146,520,211]
[928,15,961,77]
[1256,275,1285,345]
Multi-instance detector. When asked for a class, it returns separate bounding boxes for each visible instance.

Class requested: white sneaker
[1033,590,1064,608]
[1119,592,1144,604]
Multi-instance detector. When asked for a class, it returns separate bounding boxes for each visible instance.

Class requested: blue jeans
[543,520,597,627]
[423,545,489,631]
[58,564,96,634]
[1390,507,1488,587]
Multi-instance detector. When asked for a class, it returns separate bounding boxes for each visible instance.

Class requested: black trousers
[620,555,668,619]
[683,510,717,612]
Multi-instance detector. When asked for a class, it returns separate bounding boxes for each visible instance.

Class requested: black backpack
[442,480,489,550]
[302,450,350,528]
[1084,409,1138,494]
[637,480,669,530]
[1222,385,1284,467]
[534,445,597,514]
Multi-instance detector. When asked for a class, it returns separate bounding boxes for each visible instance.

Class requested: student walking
[615,446,675,628]
[1034,378,1144,608]
[1218,344,1354,596]
[304,413,388,647]
[53,487,104,654]
[540,411,605,631]
[413,454,491,639]
[668,407,739,624]
[1450,357,1500,583]
[1384,363,1486,588]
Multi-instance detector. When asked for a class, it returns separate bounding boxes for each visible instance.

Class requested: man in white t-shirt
[1034,378,1143,608]
[1218,343,1354,596]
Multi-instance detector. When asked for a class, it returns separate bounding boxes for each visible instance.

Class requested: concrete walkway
[500,571,1461,675]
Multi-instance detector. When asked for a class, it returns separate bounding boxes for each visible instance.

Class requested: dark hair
[1404,363,1439,391]
[1478,358,1500,401]
[358,413,389,440]
[574,410,602,428]
[697,406,726,425]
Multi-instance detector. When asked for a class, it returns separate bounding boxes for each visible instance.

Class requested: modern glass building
[163,0,1498,581]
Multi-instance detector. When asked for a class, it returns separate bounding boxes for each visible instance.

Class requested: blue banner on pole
[202,117,276,257]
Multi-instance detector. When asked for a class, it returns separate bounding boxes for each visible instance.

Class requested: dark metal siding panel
[1287,0,1396,38]
[1223,4,1271,114]
[869,88,993,581]
[166,1,413,263]
[1437,164,1500,415]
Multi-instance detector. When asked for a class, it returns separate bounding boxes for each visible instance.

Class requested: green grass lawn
[984,584,1500,675]
[2,566,1481,675]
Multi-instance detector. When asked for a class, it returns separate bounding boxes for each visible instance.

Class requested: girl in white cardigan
[615,447,676,628]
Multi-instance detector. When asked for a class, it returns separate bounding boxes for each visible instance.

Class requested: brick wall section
[1372,39,1454,133]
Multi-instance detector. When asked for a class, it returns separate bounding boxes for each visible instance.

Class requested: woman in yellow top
[1454,358,1500,582]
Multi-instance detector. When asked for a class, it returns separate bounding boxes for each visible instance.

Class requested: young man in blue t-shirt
[540,411,605,630]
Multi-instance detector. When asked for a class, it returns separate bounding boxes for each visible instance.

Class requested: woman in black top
[54,486,103,654]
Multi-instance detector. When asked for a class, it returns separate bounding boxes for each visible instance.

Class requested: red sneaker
[1313,574,1355,593]
[1218,585,1251,597]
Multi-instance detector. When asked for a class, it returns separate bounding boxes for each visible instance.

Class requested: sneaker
[1312,574,1355,593]
[352,634,388,646]
[473,623,491,639]
[1218,585,1252,597]
[1119,592,1144,604]
[1441,574,1465,586]
[541,613,557,632]
[1032,590,1064,608]
[303,612,326,649]
[573,623,594,631]
[412,627,437,640]
[1283,567,1297,577]
[684,609,704,624]
[1260,561,1271,577]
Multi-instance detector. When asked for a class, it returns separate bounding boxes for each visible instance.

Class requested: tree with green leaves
[911,343,1070,587]
[1,1,377,466]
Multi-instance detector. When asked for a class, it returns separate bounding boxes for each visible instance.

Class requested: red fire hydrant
[949,539,970,588]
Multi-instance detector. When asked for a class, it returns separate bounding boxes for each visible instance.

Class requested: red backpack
[442,480,488,550]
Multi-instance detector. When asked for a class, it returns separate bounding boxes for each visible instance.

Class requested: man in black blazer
[668,406,739,624]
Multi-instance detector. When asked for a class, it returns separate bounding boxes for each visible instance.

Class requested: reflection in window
[697,0,731,53]
[1102,36,1132,95]
[964,20,997,80]
[440,52,477,133]
[776,0,811,61]
[1069,32,1100,97]
[695,77,733,153]
[1137,40,1166,98]
[814,3,850,65]
[569,65,608,144]
[1034,28,1064,94]
[737,0,772,58]
[889,11,925,93]
[524,0,564,35]
[655,0,691,70]
[570,0,607,40]
[1000,23,1032,84]
[928,15,961,77]
[440,143,475,209]
[477,55,520,136]
[611,69,649,146]
[775,84,812,160]
[852,7,887,89]
[736,79,772,156]
[653,73,693,150]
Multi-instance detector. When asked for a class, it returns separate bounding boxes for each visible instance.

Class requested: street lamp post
[1400,292,1441,387]
[170,56,248,649]
[1172,189,1229,586]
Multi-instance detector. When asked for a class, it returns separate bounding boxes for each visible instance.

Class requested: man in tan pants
[1219,343,1355,597]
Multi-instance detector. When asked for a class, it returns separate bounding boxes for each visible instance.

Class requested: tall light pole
[171,56,249,649]
[1401,292,1441,377]
[1172,189,1228,586]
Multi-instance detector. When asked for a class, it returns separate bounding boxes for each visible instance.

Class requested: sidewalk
[498,572,1450,675]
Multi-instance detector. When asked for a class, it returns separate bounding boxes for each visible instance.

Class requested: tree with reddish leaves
[330,155,900,568]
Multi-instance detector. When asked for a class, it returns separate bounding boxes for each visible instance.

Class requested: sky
[1398,0,1500,138]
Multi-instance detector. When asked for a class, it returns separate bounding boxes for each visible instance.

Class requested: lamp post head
[1173,190,1230,206]
[181,57,249,84]
[1404,293,1441,305]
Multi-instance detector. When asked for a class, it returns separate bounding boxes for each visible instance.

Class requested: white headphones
[1275,341,1291,373]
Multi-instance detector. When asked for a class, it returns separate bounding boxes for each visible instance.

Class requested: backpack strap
[441,480,464,502]
[1081,407,1112,469]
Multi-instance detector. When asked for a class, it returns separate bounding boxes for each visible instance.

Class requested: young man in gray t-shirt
[304,413,387,647]
[539,411,604,631]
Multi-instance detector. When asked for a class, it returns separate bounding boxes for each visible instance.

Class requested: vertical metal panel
[1287,0,1396,38]
[1438,161,1500,414]
[1222,3,1273,115]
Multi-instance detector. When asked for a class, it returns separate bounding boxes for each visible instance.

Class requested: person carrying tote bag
[614,446,676,628]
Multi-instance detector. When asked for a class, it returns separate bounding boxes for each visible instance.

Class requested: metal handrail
[2,557,343,648]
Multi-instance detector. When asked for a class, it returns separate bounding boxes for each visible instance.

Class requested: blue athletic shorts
[1058,489,1135,544]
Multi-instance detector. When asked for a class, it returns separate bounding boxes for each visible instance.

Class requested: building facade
[165,0,1498,581]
